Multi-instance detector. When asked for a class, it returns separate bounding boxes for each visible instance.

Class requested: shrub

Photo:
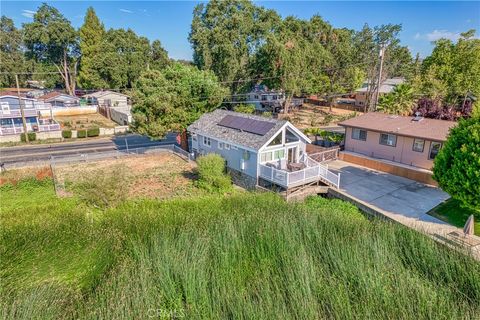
[77,130,87,138]
[20,132,36,142]
[195,154,232,193]
[320,114,334,125]
[233,104,256,114]
[62,130,72,139]
[433,117,480,213]
[87,127,100,137]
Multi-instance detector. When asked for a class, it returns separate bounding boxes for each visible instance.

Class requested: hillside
[1,177,479,319]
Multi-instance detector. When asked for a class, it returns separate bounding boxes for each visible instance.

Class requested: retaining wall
[340,151,437,186]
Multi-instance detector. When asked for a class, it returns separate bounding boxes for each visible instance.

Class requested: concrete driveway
[327,160,453,231]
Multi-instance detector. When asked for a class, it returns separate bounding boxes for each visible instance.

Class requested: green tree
[433,117,480,213]
[420,30,480,105]
[353,24,412,111]
[78,7,107,89]
[131,62,228,138]
[23,4,78,95]
[0,16,27,87]
[149,40,170,71]
[377,83,415,115]
[253,16,331,113]
[99,28,153,88]
[190,0,279,92]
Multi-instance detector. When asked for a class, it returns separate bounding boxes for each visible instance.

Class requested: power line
[2,62,371,105]
[1,61,371,85]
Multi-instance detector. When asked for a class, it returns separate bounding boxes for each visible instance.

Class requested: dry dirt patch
[55,152,199,200]
[56,113,117,130]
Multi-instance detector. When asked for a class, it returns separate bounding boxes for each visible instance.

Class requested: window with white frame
[225,143,230,150]
[203,136,211,147]
[412,138,425,152]
[351,128,367,141]
[260,152,273,163]
[218,141,224,149]
[274,149,285,160]
[261,150,285,163]
[231,145,238,150]
[379,133,397,147]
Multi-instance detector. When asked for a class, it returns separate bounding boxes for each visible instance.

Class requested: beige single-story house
[338,112,457,170]
[355,78,405,108]
[83,90,130,108]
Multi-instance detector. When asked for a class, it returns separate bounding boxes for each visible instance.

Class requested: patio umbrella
[463,215,475,236]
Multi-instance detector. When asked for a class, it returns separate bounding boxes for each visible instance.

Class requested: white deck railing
[259,155,340,188]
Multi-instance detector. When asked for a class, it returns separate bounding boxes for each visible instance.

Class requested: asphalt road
[0,133,178,164]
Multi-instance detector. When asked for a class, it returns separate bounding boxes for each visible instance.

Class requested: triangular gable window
[285,127,299,143]
[268,131,283,146]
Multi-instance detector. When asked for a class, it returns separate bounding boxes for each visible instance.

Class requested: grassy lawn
[429,198,480,236]
[1,174,479,319]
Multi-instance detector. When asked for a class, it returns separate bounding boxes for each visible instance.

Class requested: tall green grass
[1,180,479,319]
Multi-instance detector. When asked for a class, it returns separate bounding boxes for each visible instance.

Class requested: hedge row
[20,132,36,142]
[87,127,100,137]
[62,130,72,139]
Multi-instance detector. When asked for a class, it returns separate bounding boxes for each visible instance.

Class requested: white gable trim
[87,90,129,98]
[258,122,310,152]
[0,95,37,102]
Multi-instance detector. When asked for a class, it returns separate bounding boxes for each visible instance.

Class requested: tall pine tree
[78,7,107,89]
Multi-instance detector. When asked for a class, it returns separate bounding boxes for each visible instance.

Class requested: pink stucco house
[338,113,457,171]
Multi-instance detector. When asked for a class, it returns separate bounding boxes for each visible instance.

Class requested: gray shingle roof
[188,109,287,150]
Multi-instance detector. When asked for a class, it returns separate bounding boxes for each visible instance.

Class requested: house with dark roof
[188,110,340,190]
[338,112,457,170]
[38,91,79,107]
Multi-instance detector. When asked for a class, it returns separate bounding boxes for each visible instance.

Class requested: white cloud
[21,10,36,18]
[415,30,463,42]
[119,8,133,14]
[426,30,462,41]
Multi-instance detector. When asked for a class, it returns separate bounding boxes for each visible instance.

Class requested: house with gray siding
[188,110,340,190]
[0,92,60,136]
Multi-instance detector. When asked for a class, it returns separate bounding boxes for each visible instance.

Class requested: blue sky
[2,1,479,60]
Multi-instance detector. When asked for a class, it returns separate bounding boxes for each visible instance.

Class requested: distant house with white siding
[109,107,132,125]
[245,85,286,111]
[83,90,130,108]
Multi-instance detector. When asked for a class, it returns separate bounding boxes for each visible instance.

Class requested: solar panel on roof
[218,115,275,136]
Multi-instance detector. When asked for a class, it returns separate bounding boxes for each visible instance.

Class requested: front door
[287,147,297,163]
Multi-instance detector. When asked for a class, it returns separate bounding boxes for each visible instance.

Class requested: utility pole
[15,74,29,142]
[373,45,386,111]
